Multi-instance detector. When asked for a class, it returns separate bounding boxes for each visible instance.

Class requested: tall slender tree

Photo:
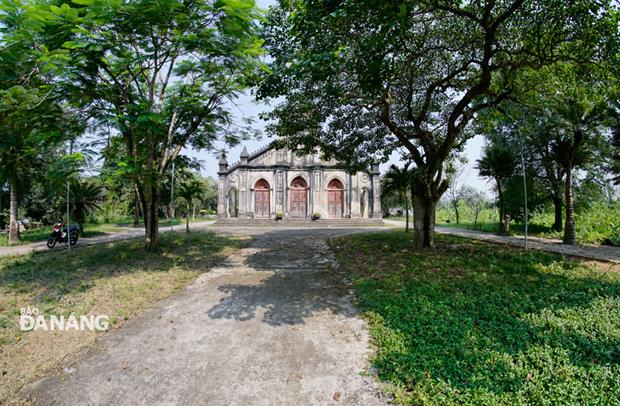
[476,137,517,235]
[177,177,205,232]
[52,0,264,250]
[445,163,466,225]
[0,1,70,244]
[382,164,412,232]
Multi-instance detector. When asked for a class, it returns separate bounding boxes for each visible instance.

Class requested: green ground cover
[331,231,620,405]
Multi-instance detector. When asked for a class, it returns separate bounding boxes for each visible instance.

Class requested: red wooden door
[290,177,308,217]
[290,189,307,217]
[327,179,344,218]
[254,179,270,217]
[255,190,270,217]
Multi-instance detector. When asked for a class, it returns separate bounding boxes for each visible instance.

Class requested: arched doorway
[254,179,270,217]
[289,176,308,218]
[327,179,344,218]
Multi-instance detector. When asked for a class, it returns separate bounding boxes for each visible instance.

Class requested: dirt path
[383,219,620,263]
[22,228,387,406]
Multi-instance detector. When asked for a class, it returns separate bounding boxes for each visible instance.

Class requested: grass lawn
[0,217,217,246]
[0,230,240,404]
[434,202,620,245]
[330,231,620,405]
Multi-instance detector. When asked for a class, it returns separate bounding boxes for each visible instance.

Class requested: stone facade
[217,144,382,220]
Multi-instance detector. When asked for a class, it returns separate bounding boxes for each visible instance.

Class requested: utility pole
[505,111,529,250]
[170,161,175,232]
[66,140,73,250]
[521,141,528,249]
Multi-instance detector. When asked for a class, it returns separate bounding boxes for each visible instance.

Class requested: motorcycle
[47,222,79,249]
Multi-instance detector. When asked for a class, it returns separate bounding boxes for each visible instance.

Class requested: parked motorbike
[47,222,79,249]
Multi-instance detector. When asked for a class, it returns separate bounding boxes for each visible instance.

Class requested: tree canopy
[260,0,619,248]
[48,0,264,249]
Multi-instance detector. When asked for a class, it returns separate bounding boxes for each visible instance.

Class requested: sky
[185,0,493,195]
[185,92,493,195]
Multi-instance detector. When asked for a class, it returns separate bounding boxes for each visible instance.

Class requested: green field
[331,231,620,405]
[431,201,620,245]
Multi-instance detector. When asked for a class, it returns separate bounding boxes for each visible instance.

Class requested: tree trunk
[76,205,85,233]
[8,176,20,245]
[133,189,141,226]
[496,179,509,235]
[412,194,436,249]
[563,166,577,245]
[552,196,563,232]
[404,193,409,232]
[143,181,160,251]
[186,203,190,233]
[453,201,460,224]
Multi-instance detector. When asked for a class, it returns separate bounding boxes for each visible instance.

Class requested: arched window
[327,179,344,189]
[255,179,270,190]
[290,176,308,189]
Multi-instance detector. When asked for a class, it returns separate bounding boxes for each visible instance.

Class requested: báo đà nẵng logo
[19,307,109,332]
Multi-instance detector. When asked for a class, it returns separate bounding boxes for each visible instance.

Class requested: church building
[217,144,382,221]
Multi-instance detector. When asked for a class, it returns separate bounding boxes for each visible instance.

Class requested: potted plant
[311,212,321,221]
[275,211,284,221]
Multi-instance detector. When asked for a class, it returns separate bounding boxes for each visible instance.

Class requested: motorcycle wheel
[47,235,57,249]
[69,232,78,245]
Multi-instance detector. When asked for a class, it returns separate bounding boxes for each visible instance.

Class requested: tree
[476,136,517,235]
[69,178,104,231]
[53,0,264,250]
[0,0,71,244]
[201,176,218,214]
[260,0,616,249]
[96,132,137,224]
[445,163,466,225]
[502,170,549,224]
[461,187,488,231]
[531,64,611,244]
[613,125,620,185]
[382,164,412,232]
[177,177,205,232]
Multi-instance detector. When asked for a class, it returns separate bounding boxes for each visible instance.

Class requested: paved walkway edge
[383,220,620,264]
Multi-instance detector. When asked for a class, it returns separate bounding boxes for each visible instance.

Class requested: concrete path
[0,222,215,258]
[383,220,620,263]
[22,227,387,406]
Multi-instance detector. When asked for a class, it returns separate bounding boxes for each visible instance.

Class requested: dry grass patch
[0,231,240,404]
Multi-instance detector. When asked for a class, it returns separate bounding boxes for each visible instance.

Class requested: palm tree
[70,178,104,232]
[550,137,594,245]
[178,178,205,232]
[476,142,517,235]
[382,164,412,232]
